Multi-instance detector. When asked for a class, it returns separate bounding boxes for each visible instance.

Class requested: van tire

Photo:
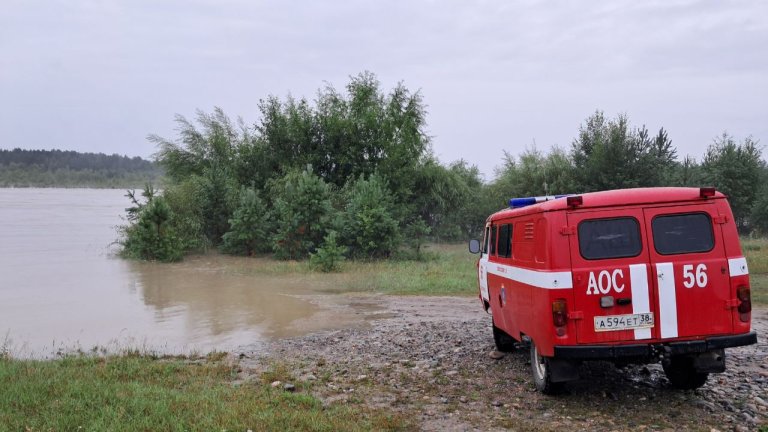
[530,340,563,394]
[492,320,516,352]
[663,356,709,390]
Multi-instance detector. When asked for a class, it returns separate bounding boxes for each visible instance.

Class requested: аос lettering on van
[468,187,757,394]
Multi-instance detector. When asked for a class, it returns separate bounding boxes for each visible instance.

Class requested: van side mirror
[468,239,480,254]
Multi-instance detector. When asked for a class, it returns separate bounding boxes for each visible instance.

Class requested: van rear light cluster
[737,285,751,322]
[566,196,583,207]
[552,299,568,336]
[700,187,716,198]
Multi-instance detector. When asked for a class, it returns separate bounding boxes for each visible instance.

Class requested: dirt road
[238,295,768,431]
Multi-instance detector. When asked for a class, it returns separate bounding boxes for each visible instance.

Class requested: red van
[469,187,756,393]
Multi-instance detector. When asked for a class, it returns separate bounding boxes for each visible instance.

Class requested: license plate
[594,313,654,332]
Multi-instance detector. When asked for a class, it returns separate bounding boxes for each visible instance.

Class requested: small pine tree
[342,174,400,258]
[271,169,335,260]
[120,196,183,262]
[221,187,271,255]
[310,231,347,272]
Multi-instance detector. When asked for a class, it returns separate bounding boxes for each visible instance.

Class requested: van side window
[482,227,490,254]
[652,213,714,255]
[497,224,512,258]
[490,225,497,255]
[578,217,642,260]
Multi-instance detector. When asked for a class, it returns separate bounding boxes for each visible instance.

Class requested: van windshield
[578,217,642,260]
[652,213,714,255]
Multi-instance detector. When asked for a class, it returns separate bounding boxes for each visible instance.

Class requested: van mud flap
[549,358,580,383]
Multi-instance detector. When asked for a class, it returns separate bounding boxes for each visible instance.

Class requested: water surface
[0,188,376,357]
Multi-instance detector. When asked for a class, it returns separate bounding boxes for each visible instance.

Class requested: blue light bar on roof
[508,195,568,209]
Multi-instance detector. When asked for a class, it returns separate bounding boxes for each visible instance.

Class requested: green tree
[221,187,271,256]
[668,155,703,187]
[310,231,348,272]
[570,111,676,192]
[271,169,335,260]
[120,188,183,262]
[701,134,764,232]
[341,174,400,258]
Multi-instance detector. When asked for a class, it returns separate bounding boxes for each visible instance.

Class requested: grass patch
[750,273,768,305]
[341,243,477,296]
[743,237,768,305]
[744,237,768,274]
[0,354,407,432]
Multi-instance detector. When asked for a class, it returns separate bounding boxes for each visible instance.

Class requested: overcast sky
[1,0,766,179]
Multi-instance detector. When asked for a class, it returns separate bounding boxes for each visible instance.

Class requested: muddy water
[0,188,380,357]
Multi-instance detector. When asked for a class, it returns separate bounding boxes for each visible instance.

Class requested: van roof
[489,187,726,220]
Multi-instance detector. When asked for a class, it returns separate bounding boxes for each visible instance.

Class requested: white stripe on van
[485,263,573,289]
[629,264,652,340]
[656,263,678,339]
[728,257,749,277]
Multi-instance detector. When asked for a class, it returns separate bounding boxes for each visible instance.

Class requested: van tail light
[552,299,568,335]
[737,285,751,321]
[700,187,716,198]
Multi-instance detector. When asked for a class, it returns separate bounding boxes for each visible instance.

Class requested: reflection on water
[0,188,376,357]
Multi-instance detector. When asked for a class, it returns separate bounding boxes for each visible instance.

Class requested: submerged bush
[120,187,184,262]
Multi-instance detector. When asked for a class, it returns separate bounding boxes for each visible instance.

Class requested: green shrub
[271,169,335,260]
[120,189,184,262]
[310,231,347,272]
[403,218,431,261]
[221,187,271,255]
[342,174,400,258]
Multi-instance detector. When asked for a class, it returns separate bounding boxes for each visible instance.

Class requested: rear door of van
[567,208,657,344]
[643,203,733,338]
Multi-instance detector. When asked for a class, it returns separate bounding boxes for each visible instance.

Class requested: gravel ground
[236,296,768,431]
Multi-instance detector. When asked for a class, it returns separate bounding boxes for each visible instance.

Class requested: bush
[310,231,347,272]
[342,174,400,258]
[120,189,184,262]
[403,218,431,261]
[271,169,335,260]
[221,187,271,255]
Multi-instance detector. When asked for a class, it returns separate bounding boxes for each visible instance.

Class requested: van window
[490,225,497,255]
[497,224,512,258]
[652,213,714,255]
[482,227,490,254]
[578,217,642,260]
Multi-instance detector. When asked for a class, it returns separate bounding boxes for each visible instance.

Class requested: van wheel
[492,320,516,352]
[663,356,709,390]
[530,340,563,394]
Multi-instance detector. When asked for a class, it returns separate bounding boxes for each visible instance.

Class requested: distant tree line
[119,72,767,264]
[0,149,162,188]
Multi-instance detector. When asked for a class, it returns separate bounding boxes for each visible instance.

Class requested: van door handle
[616,298,632,306]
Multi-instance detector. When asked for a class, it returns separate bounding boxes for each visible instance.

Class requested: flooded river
[0,188,380,357]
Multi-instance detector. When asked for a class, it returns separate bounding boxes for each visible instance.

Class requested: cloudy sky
[1,0,766,178]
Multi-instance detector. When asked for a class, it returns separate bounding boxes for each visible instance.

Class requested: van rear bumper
[553,332,757,361]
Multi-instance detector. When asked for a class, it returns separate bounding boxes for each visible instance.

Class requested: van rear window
[652,213,714,255]
[578,217,642,260]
